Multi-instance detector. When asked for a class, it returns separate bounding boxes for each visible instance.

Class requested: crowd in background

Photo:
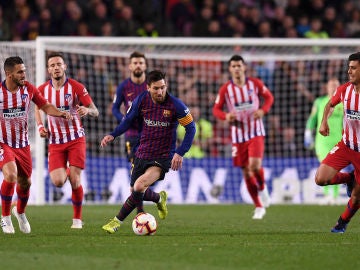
[0,0,358,159]
[1,0,360,41]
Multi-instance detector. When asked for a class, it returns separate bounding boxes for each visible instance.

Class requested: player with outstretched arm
[315,52,360,233]
[0,56,72,234]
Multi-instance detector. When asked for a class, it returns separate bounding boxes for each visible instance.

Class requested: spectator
[285,27,299,38]
[282,16,296,36]
[285,0,305,20]
[110,0,125,20]
[331,20,347,38]
[244,6,262,37]
[32,0,49,15]
[346,9,360,37]
[207,19,226,37]
[0,6,11,40]
[191,6,213,37]
[87,1,108,36]
[136,21,159,37]
[304,17,329,39]
[38,8,55,36]
[215,1,229,29]
[296,14,311,37]
[169,0,196,36]
[270,5,286,37]
[257,20,273,38]
[306,0,326,20]
[101,20,115,36]
[14,5,33,40]
[27,17,39,40]
[321,6,337,37]
[61,0,83,36]
[1,0,360,39]
[113,5,139,36]
[76,20,94,36]
[235,3,249,22]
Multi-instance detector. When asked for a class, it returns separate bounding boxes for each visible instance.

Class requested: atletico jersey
[213,77,274,143]
[112,78,147,138]
[331,82,360,152]
[110,91,196,159]
[0,80,47,148]
[38,78,93,144]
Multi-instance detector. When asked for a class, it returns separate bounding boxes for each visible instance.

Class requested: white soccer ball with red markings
[132,212,157,236]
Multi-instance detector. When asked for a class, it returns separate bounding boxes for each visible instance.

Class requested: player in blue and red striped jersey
[112,51,147,163]
[0,56,72,234]
[213,54,274,220]
[315,52,360,233]
[101,70,196,234]
[35,52,99,229]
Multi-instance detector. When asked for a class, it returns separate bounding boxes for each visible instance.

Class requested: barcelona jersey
[110,91,195,159]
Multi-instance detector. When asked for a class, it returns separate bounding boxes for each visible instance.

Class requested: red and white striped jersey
[38,78,93,144]
[0,81,47,148]
[213,77,273,143]
[332,82,360,152]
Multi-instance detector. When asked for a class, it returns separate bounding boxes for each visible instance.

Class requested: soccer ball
[132,212,157,236]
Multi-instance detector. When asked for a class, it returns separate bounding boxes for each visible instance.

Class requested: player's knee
[315,175,326,186]
[52,178,65,187]
[6,171,18,182]
[133,181,146,193]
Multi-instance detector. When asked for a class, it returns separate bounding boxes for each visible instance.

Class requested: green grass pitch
[1,204,360,270]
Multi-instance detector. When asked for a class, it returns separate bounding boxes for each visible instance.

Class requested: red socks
[16,184,30,214]
[254,168,265,191]
[245,176,262,207]
[1,180,15,216]
[330,172,352,185]
[341,199,359,222]
[72,185,83,219]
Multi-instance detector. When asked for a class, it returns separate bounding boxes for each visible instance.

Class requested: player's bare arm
[100,135,114,147]
[34,105,48,138]
[40,102,72,120]
[319,101,334,136]
[76,103,99,118]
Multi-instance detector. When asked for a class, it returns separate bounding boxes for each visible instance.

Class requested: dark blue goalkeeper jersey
[110,91,196,159]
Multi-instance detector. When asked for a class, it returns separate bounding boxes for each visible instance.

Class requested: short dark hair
[228,54,245,66]
[47,52,65,63]
[348,52,360,62]
[130,51,145,60]
[4,56,24,71]
[147,70,166,85]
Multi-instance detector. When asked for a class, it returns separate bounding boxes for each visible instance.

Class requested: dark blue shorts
[130,157,171,187]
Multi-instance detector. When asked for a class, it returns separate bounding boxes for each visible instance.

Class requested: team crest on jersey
[65,94,72,102]
[248,89,254,95]
[163,109,171,117]
[21,94,28,102]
